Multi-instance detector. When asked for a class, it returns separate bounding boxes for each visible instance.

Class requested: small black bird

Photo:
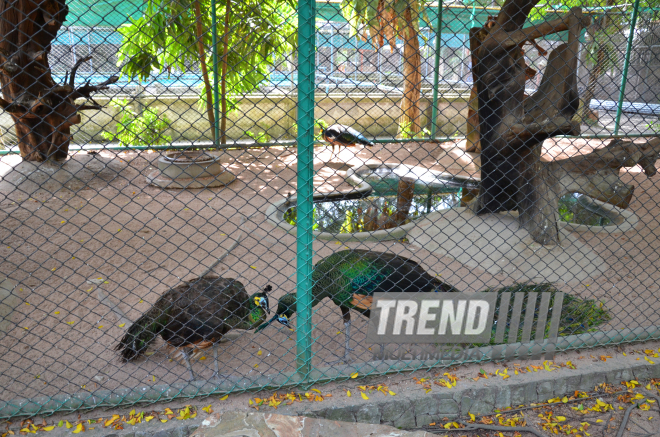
[115,276,271,380]
[319,123,374,155]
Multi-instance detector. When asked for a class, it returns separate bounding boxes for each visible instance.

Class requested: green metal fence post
[430,1,444,140]
[295,0,316,378]
[614,0,641,135]
[211,0,220,145]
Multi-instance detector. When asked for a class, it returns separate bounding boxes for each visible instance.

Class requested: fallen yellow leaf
[119,323,125,327]
[72,423,84,434]
[361,392,369,400]
[346,390,351,397]
[160,420,167,423]
[42,426,55,431]
[220,394,229,400]
[257,350,262,356]
[311,388,321,394]
[350,372,358,379]
[202,405,213,414]
[65,421,73,429]
[388,390,396,396]
[145,416,154,422]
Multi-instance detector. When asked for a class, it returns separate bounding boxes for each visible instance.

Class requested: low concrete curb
[191,411,431,437]
[272,354,660,430]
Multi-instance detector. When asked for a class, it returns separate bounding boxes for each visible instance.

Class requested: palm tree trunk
[399,6,422,135]
[194,0,216,143]
[220,0,231,145]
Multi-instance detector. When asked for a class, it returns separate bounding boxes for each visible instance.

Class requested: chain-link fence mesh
[1,0,660,421]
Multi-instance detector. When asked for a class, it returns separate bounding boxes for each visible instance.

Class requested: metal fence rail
[1,0,660,422]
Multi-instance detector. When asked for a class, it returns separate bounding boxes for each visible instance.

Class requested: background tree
[528,0,632,125]
[340,0,426,136]
[117,0,297,144]
[0,0,117,161]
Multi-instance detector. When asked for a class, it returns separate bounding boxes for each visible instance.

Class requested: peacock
[319,123,374,155]
[255,250,611,363]
[255,249,457,363]
[116,276,271,380]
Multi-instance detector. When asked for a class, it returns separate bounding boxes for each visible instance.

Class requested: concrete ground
[2,139,660,403]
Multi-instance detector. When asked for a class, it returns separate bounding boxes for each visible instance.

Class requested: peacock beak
[277,314,294,330]
[260,298,270,314]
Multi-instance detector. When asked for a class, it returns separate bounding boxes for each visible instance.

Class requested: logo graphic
[367,292,564,361]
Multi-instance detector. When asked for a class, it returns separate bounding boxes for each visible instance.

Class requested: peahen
[255,249,456,363]
[255,250,610,363]
[319,123,374,155]
[116,276,271,380]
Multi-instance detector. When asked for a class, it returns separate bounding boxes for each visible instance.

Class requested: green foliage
[288,118,329,140]
[399,121,430,139]
[245,130,272,143]
[283,206,320,231]
[101,99,172,147]
[117,0,297,113]
[340,0,425,44]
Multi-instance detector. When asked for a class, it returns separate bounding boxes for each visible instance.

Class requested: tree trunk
[469,0,591,245]
[399,6,422,135]
[465,86,480,153]
[0,0,116,161]
[576,0,613,124]
[220,0,231,145]
[194,0,216,143]
[394,177,416,225]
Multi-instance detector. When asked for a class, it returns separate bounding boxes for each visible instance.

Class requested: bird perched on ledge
[255,249,456,363]
[115,276,271,380]
[319,123,374,155]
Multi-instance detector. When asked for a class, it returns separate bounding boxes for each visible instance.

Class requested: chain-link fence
[1,0,660,421]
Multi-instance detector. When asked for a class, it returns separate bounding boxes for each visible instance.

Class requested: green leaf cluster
[116,0,297,111]
[340,0,427,46]
[101,99,172,147]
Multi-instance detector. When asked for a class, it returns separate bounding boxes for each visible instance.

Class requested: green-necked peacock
[116,276,271,380]
[255,250,610,363]
[255,249,457,362]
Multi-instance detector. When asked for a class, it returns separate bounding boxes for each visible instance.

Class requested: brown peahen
[115,275,271,380]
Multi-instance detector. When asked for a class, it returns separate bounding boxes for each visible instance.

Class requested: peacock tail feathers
[477,283,611,342]
[115,306,169,362]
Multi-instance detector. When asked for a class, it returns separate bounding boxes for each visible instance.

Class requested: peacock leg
[213,343,220,379]
[182,350,195,381]
[327,307,354,364]
[211,342,230,380]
